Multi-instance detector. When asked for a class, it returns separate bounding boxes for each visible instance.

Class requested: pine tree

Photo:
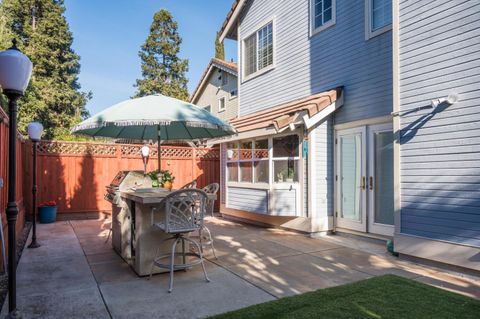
[0,0,90,140]
[134,9,189,101]
[215,32,225,60]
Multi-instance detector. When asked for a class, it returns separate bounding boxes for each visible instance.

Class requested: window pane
[226,142,238,160]
[257,22,273,70]
[254,139,269,159]
[227,162,238,182]
[314,0,333,28]
[372,0,391,31]
[324,8,332,23]
[240,141,253,160]
[219,97,225,110]
[244,34,257,76]
[374,131,394,225]
[273,159,298,183]
[240,162,252,182]
[254,160,269,183]
[273,135,299,158]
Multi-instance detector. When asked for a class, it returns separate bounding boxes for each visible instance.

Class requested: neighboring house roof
[218,0,246,42]
[229,88,343,133]
[190,58,238,104]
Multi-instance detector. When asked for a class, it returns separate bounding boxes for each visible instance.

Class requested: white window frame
[218,97,226,112]
[241,18,276,82]
[310,0,336,37]
[365,0,392,40]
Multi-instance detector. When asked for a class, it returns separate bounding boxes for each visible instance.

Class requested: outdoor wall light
[0,39,33,318]
[227,149,234,159]
[141,145,150,175]
[27,121,44,250]
[431,93,459,108]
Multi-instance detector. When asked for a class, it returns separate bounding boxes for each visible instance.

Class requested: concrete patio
[3,217,479,318]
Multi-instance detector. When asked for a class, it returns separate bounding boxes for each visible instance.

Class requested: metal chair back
[163,189,208,234]
[202,183,219,195]
[180,180,197,189]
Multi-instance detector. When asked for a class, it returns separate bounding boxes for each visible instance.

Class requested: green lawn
[210,275,480,319]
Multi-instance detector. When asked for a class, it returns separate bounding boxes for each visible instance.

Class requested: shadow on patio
[3,217,479,318]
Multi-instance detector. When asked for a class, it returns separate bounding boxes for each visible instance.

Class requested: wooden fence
[23,141,220,216]
[0,107,26,268]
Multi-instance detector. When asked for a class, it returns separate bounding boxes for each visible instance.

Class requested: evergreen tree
[134,9,189,101]
[0,0,90,140]
[215,32,225,60]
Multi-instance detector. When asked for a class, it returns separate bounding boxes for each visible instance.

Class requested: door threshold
[334,227,392,242]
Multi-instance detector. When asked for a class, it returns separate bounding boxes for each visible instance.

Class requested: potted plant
[159,170,175,190]
[147,170,160,187]
[286,167,295,183]
[38,200,57,224]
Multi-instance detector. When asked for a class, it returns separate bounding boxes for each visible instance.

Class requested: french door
[336,123,394,236]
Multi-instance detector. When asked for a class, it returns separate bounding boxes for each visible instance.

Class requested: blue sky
[64,0,236,115]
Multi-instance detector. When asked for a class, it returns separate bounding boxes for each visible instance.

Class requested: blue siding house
[216,0,480,271]
[393,0,480,271]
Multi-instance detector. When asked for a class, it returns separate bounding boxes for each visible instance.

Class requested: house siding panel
[226,187,268,214]
[238,0,392,124]
[314,118,334,217]
[196,71,238,121]
[399,0,480,247]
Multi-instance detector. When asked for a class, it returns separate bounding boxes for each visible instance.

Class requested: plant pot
[39,206,57,224]
[163,181,173,191]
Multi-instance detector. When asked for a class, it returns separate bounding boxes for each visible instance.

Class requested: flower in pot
[159,170,175,190]
[147,170,160,187]
[38,200,57,224]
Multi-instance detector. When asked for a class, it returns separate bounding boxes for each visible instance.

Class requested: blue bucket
[38,206,57,224]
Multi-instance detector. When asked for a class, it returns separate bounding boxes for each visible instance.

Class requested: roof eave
[219,0,246,42]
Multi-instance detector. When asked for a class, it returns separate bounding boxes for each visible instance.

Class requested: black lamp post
[0,39,33,318]
[27,121,43,249]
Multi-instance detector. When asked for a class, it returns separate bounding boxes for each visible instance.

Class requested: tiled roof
[229,88,341,133]
[218,0,244,41]
[190,58,238,103]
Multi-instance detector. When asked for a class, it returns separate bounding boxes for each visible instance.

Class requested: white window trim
[241,17,276,83]
[225,133,302,186]
[365,0,392,40]
[218,97,226,112]
[310,0,336,37]
[229,89,238,100]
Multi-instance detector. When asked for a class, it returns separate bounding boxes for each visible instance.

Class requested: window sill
[310,20,336,38]
[227,182,270,190]
[242,64,275,83]
[366,24,392,40]
[218,109,226,113]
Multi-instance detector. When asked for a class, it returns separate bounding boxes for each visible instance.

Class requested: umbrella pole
[157,125,161,171]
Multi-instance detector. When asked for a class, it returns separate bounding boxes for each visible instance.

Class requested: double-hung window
[366,0,392,39]
[218,97,226,112]
[311,0,336,35]
[243,21,274,79]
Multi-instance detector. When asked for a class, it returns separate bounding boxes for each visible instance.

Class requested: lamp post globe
[141,145,150,175]
[27,121,43,250]
[0,39,33,318]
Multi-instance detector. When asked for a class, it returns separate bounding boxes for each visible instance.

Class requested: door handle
[362,176,366,190]
[369,176,373,191]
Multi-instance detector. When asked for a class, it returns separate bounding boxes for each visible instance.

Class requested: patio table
[112,189,216,276]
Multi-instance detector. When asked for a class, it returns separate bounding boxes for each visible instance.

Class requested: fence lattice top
[36,141,219,159]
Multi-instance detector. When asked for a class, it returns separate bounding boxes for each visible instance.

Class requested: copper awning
[229,88,343,133]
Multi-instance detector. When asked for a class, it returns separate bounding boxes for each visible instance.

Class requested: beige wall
[195,70,238,122]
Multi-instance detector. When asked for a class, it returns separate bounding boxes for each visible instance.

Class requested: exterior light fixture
[141,145,150,175]
[431,93,459,108]
[27,121,43,250]
[0,39,33,318]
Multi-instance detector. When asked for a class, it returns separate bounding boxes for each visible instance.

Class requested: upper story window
[218,97,226,112]
[243,21,274,79]
[366,0,392,39]
[311,0,336,35]
[230,89,238,99]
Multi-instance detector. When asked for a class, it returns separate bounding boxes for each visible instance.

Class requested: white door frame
[367,123,394,236]
[335,126,367,232]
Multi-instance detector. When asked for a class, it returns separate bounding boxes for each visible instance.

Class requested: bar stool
[149,189,210,293]
[196,183,219,259]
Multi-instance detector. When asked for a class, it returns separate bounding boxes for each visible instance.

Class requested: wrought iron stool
[149,189,210,293]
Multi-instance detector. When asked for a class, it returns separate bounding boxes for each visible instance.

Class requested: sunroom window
[273,135,299,183]
[226,135,300,185]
